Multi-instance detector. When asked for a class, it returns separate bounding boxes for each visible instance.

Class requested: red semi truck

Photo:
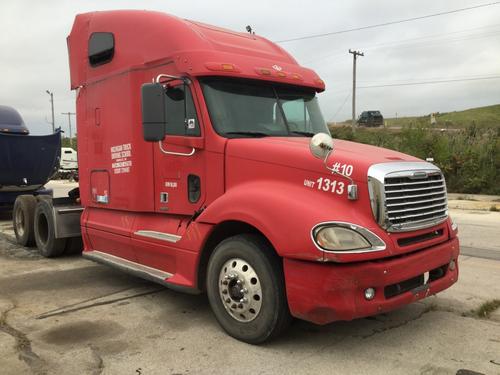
[13,10,459,343]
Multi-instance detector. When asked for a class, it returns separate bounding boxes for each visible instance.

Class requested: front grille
[397,229,444,247]
[384,172,448,231]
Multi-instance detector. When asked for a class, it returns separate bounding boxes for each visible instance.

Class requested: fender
[196,179,375,262]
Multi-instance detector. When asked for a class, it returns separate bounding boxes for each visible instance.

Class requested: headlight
[312,222,386,253]
[315,227,370,251]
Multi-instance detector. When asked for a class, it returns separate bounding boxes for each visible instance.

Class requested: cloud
[1,0,499,133]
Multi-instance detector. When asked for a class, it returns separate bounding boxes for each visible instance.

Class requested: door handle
[158,141,195,157]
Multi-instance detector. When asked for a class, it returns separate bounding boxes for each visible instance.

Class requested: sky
[1,0,500,135]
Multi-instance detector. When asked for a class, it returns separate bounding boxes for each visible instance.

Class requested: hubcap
[14,208,25,237]
[218,258,262,322]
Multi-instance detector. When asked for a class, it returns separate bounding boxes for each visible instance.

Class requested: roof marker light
[221,63,235,71]
[256,68,272,76]
[205,62,240,72]
[291,73,303,80]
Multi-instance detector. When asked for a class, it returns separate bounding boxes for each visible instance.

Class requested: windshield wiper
[289,131,315,137]
[224,131,270,138]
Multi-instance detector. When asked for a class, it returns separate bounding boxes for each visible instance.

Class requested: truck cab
[67,10,459,343]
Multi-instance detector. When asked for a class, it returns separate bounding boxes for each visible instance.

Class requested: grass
[384,104,500,129]
[328,124,500,195]
[490,205,499,212]
[473,299,500,319]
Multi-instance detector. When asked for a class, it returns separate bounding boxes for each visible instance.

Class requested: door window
[165,86,200,137]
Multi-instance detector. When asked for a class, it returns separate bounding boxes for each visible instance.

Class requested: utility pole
[348,49,364,130]
[61,112,76,148]
[46,90,55,133]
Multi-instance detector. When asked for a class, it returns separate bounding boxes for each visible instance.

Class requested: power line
[301,24,500,65]
[276,1,500,43]
[359,73,500,84]
[330,92,351,121]
[358,75,500,89]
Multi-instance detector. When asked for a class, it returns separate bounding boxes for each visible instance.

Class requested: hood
[225,137,420,182]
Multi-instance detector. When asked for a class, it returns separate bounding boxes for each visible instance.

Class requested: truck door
[132,83,205,273]
[152,84,205,216]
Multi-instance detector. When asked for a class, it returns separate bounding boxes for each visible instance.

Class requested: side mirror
[141,83,166,142]
[309,133,334,160]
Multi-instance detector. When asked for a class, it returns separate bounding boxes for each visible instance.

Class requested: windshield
[200,78,329,138]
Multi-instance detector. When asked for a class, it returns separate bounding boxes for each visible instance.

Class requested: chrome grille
[367,162,449,232]
[384,173,448,230]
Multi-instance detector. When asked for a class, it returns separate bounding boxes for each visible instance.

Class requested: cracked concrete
[1,205,500,374]
[2,244,499,375]
[0,302,46,375]
[89,345,104,375]
[360,304,435,339]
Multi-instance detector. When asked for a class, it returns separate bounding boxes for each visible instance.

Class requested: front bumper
[284,237,459,325]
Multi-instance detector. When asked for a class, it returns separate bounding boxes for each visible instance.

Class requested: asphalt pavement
[451,209,500,261]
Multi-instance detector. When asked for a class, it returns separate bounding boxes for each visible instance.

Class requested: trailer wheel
[34,199,66,258]
[13,195,37,246]
[206,234,291,344]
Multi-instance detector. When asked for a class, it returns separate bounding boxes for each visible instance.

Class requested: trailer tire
[13,195,37,247]
[206,234,291,344]
[34,199,66,258]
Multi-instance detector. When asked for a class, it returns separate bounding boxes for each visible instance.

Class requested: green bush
[329,125,500,195]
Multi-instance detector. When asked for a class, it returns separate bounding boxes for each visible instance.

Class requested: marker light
[205,62,240,72]
[449,259,456,271]
[256,68,272,76]
[449,215,458,232]
[221,63,235,71]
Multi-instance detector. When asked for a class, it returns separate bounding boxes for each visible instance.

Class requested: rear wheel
[34,199,66,258]
[206,234,291,344]
[13,195,37,246]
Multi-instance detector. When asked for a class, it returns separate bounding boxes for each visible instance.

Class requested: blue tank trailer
[0,105,61,209]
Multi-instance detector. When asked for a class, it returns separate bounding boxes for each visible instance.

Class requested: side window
[165,86,200,137]
[88,32,114,67]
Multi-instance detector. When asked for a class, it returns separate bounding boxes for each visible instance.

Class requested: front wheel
[206,234,291,344]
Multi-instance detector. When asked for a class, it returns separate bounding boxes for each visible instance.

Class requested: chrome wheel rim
[218,258,262,322]
[14,208,25,237]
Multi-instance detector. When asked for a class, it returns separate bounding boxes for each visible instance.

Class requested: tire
[34,199,67,258]
[206,234,291,344]
[36,194,53,202]
[13,195,37,246]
